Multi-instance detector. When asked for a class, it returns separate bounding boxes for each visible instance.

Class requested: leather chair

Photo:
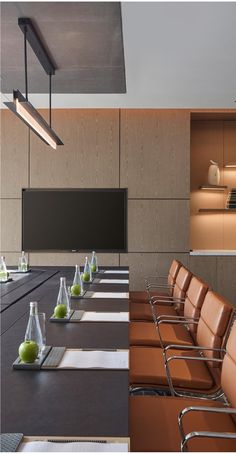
[130,276,208,347]
[130,264,191,322]
[130,291,234,394]
[129,321,236,452]
[130,259,182,303]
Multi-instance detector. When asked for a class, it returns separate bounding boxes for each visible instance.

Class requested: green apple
[71,284,81,296]
[54,304,67,318]
[19,340,39,363]
[91,264,97,273]
[83,272,90,282]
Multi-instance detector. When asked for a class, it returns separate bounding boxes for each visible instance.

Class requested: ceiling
[1,1,236,108]
[1,2,126,94]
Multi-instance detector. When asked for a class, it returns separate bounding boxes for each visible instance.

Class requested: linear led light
[15,90,62,148]
[4,18,63,149]
[224,163,236,168]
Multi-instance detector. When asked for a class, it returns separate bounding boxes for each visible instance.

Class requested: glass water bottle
[90,251,98,273]
[83,257,92,282]
[0,256,8,282]
[18,251,28,271]
[57,277,71,315]
[72,265,83,294]
[25,302,43,355]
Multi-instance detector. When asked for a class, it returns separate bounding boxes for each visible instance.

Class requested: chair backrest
[196,291,233,367]
[172,266,192,300]
[167,260,182,295]
[221,321,236,417]
[183,276,209,336]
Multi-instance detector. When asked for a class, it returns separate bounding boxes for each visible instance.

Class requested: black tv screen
[22,189,127,252]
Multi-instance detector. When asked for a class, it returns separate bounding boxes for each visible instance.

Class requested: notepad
[99,279,129,284]
[104,270,129,274]
[81,312,129,322]
[87,292,129,299]
[18,441,128,452]
[58,349,129,369]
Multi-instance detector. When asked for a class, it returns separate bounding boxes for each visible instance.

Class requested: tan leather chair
[130,264,191,322]
[130,276,208,347]
[130,291,234,394]
[130,259,182,303]
[129,321,236,452]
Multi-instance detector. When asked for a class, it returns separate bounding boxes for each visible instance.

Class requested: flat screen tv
[22,189,127,252]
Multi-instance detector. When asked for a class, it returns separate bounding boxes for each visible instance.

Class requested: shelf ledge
[199,208,236,212]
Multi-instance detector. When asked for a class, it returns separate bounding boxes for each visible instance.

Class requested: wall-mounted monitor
[22,188,127,252]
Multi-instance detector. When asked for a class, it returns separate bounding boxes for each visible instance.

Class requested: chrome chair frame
[163,344,225,399]
[178,405,236,452]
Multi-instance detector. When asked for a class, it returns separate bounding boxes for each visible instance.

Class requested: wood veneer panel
[0,252,29,266]
[223,213,236,249]
[30,109,119,188]
[128,199,189,252]
[0,110,29,198]
[223,121,236,189]
[0,199,21,252]
[120,109,190,198]
[191,121,224,191]
[189,256,217,291]
[190,213,223,250]
[120,252,189,291]
[29,252,119,267]
[216,256,236,307]
[190,121,225,250]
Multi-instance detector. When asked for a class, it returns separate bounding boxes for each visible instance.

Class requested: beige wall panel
[190,214,223,250]
[189,256,217,291]
[191,121,223,190]
[0,199,21,251]
[120,252,190,291]
[128,199,189,252]
[120,253,159,290]
[29,252,119,267]
[216,257,236,307]
[0,110,29,198]
[0,252,29,267]
[120,110,190,198]
[30,109,119,188]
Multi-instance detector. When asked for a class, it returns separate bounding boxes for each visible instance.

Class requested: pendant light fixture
[4,18,63,149]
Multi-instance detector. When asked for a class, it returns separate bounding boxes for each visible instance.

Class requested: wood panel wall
[1,108,236,305]
[190,120,236,249]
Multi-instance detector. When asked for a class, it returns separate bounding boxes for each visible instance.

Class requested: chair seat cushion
[130,301,177,321]
[130,395,236,452]
[129,320,194,347]
[130,346,214,390]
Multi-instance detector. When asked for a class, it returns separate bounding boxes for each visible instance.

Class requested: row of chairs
[128,260,236,451]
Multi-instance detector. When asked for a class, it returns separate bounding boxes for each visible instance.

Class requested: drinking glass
[38,312,46,352]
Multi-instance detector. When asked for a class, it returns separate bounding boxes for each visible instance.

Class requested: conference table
[1,266,130,445]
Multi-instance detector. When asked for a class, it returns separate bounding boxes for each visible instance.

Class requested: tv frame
[22,188,128,253]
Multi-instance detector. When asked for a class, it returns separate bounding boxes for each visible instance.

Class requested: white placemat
[89,292,129,299]
[104,270,129,274]
[99,279,129,284]
[18,441,128,452]
[81,312,129,322]
[58,350,129,369]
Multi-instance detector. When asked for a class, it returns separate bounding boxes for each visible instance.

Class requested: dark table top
[1,266,130,438]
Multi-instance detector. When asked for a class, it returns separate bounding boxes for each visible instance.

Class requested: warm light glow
[224,163,236,168]
[200,186,225,191]
[15,98,57,149]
